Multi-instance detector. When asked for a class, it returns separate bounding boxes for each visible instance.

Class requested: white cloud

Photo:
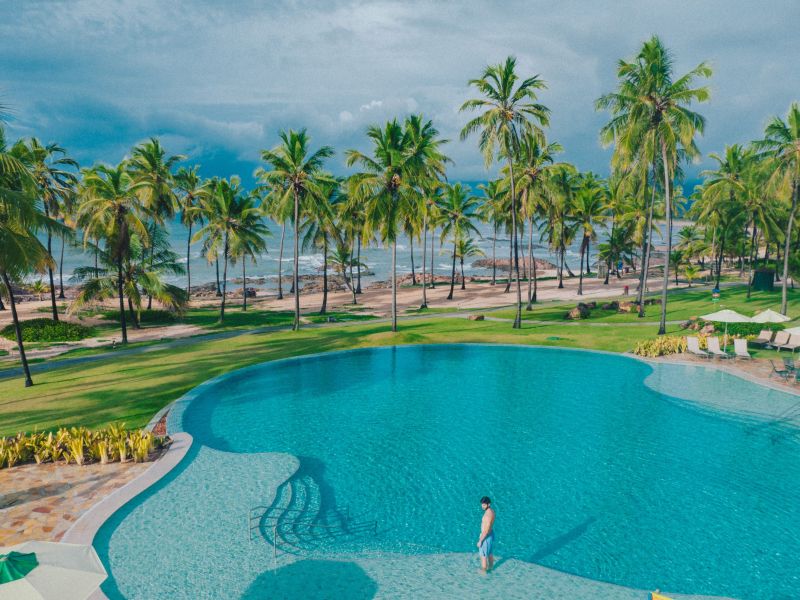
[360,100,383,111]
[339,110,354,122]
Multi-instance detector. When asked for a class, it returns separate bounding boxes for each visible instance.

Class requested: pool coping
[84,343,790,599]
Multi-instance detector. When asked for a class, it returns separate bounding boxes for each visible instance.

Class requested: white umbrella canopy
[700,309,753,323]
[751,308,791,323]
[0,542,106,600]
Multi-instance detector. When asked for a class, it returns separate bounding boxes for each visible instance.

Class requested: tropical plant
[259,129,334,330]
[455,236,485,290]
[461,56,550,327]
[597,36,711,333]
[437,183,481,299]
[684,263,699,287]
[754,102,800,315]
[192,177,267,323]
[174,166,207,298]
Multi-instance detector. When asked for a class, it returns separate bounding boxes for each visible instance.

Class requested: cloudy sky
[1,0,797,185]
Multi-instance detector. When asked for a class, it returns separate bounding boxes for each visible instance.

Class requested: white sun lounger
[752,329,775,347]
[777,334,800,353]
[771,331,791,349]
[733,338,751,360]
[686,336,710,358]
[707,337,730,359]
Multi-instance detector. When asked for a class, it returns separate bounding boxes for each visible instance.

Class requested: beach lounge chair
[770,331,791,350]
[770,360,790,381]
[784,357,796,372]
[777,334,800,353]
[752,329,775,347]
[733,338,751,360]
[706,337,730,359]
[686,336,710,359]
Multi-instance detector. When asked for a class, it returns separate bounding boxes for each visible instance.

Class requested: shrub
[0,424,168,470]
[704,321,783,337]
[0,318,94,342]
[633,336,687,357]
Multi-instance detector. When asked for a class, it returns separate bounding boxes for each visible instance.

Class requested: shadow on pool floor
[242,558,377,599]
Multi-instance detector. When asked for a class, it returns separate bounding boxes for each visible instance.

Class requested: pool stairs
[249,472,378,561]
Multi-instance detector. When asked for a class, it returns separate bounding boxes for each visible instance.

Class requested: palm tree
[0,127,52,386]
[455,236,485,290]
[174,166,207,299]
[302,180,337,314]
[16,139,78,321]
[543,166,579,289]
[437,183,481,299]
[229,206,269,313]
[70,229,187,326]
[514,133,563,305]
[571,173,608,295]
[192,177,267,323]
[128,138,185,309]
[77,163,148,344]
[460,56,549,328]
[477,179,506,286]
[755,102,800,315]
[260,129,334,330]
[597,36,711,334]
[684,263,699,287]
[346,117,442,331]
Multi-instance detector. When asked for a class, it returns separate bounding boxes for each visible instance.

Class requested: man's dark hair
[480,496,491,505]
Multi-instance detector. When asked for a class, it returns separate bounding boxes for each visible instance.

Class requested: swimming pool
[95,345,800,599]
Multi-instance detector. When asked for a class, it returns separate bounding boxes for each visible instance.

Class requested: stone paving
[0,460,150,547]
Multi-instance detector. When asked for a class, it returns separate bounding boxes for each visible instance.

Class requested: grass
[0,316,688,437]
[304,311,377,324]
[404,306,461,314]
[492,286,800,325]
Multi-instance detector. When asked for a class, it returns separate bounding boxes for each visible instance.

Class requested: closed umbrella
[751,308,791,323]
[700,309,752,352]
[0,542,106,600]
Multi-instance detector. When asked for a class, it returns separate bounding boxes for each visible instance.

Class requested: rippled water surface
[97,345,800,599]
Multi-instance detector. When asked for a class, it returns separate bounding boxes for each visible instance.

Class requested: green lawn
[0,316,685,437]
[492,286,800,325]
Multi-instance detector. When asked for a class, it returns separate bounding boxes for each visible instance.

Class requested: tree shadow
[242,559,377,600]
[528,517,596,563]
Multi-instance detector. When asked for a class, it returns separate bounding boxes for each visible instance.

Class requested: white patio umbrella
[700,309,752,352]
[0,542,106,600]
[751,308,791,323]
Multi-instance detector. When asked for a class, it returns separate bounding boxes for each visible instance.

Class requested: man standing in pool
[477,496,495,572]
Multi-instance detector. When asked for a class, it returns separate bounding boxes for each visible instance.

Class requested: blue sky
[1,0,798,186]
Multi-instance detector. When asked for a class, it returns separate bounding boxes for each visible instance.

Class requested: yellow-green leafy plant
[129,431,154,463]
[66,427,91,466]
[92,439,111,464]
[633,336,688,357]
[28,432,47,464]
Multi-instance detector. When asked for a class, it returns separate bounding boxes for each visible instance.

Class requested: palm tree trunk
[277,221,285,300]
[716,229,727,289]
[116,257,128,344]
[2,271,33,387]
[356,232,363,294]
[460,255,466,290]
[410,236,417,285]
[638,171,657,318]
[127,296,140,329]
[447,239,457,300]
[430,227,436,289]
[186,221,192,299]
[0,288,5,310]
[421,214,428,308]
[146,222,155,310]
[94,240,99,278]
[526,217,534,309]
[491,223,497,285]
[242,259,247,311]
[508,160,522,328]
[58,235,66,299]
[658,143,673,336]
[293,189,301,331]
[504,231,512,294]
[578,236,586,296]
[320,238,328,315]
[558,233,565,289]
[781,181,798,314]
[44,207,58,321]
[747,224,758,299]
[391,237,397,332]
[220,236,229,324]
[586,239,591,275]
[215,256,222,296]
[349,238,357,305]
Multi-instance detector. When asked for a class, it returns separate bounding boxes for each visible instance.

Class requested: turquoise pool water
[96,345,800,599]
